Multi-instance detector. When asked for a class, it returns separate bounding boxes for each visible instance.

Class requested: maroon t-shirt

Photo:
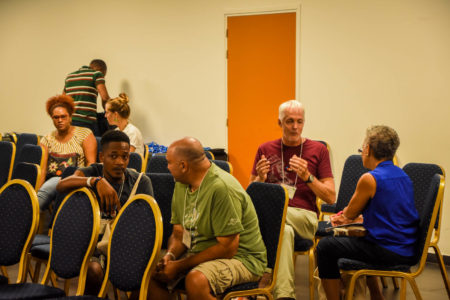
[251,138,333,213]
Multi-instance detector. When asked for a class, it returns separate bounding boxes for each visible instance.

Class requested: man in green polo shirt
[63,59,110,136]
[148,137,267,299]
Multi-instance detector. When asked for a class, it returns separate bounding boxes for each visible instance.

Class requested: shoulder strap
[130,172,144,198]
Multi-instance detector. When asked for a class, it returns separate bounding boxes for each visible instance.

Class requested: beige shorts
[192,258,260,295]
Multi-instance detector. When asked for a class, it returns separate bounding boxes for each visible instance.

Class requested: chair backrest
[212,160,233,174]
[0,141,16,187]
[148,173,175,249]
[11,162,41,191]
[246,182,288,274]
[100,195,162,298]
[46,187,100,294]
[0,180,39,283]
[128,152,144,172]
[335,155,369,212]
[205,150,214,160]
[13,133,39,169]
[402,163,445,230]
[147,154,170,173]
[15,144,45,171]
[413,174,444,266]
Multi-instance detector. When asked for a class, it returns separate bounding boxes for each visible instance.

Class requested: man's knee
[185,270,211,296]
[284,224,295,240]
[87,261,104,280]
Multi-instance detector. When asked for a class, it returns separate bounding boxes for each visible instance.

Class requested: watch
[305,174,314,183]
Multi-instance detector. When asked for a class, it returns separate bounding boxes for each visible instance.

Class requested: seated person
[105,93,145,156]
[57,130,153,296]
[147,137,267,300]
[38,95,96,212]
[251,99,335,300]
[317,125,419,300]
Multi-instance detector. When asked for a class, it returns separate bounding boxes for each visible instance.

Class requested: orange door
[227,12,296,187]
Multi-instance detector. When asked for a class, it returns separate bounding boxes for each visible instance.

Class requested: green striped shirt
[64,66,105,124]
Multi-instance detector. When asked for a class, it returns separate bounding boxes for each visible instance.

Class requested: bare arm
[308,177,336,204]
[96,83,110,109]
[57,169,120,215]
[82,133,97,166]
[130,145,136,152]
[343,173,375,219]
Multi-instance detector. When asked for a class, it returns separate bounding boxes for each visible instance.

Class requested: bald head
[169,137,206,165]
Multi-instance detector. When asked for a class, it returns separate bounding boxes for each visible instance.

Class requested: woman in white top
[105,93,145,156]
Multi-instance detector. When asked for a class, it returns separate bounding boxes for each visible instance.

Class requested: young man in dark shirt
[57,130,153,295]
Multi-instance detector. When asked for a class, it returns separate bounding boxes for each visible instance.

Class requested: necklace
[281,138,304,186]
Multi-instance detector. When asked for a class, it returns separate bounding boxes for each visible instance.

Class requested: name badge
[280,183,296,199]
[182,229,191,249]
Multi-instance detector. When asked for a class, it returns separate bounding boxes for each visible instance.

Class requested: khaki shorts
[193,258,260,295]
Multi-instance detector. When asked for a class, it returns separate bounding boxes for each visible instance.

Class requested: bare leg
[367,276,385,300]
[185,270,216,300]
[321,279,341,300]
[146,277,174,300]
[85,261,104,296]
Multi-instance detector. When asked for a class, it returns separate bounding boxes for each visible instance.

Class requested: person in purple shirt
[317,125,419,300]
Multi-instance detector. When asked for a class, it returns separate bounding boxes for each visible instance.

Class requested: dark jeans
[71,120,99,137]
[316,236,416,279]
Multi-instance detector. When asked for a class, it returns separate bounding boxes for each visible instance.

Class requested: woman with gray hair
[316,125,419,300]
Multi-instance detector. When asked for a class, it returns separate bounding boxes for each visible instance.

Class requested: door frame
[224,4,302,151]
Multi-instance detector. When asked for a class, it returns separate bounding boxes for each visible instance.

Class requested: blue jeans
[37,176,61,210]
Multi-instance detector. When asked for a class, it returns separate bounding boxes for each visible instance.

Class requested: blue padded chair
[0,141,16,187]
[13,133,40,169]
[221,182,289,300]
[147,154,170,173]
[0,188,100,299]
[338,174,445,300]
[14,144,45,174]
[128,152,144,172]
[148,173,175,249]
[403,163,449,297]
[56,194,163,300]
[0,180,39,285]
[205,150,214,160]
[29,166,78,283]
[212,159,233,174]
[11,162,41,192]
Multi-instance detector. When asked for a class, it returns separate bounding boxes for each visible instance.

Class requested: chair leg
[308,249,315,300]
[64,279,71,295]
[380,276,387,288]
[50,272,58,287]
[33,261,42,283]
[399,278,407,300]
[431,244,450,298]
[406,277,423,300]
[392,277,399,289]
[344,274,359,300]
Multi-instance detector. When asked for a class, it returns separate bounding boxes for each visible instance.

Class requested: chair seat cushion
[32,234,50,247]
[338,258,412,272]
[0,283,65,299]
[320,203,336,213]
[315,221,333,237]
[294,236,313,252]
[30,244,50,260]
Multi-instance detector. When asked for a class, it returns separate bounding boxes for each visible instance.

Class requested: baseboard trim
[426,253,450,266]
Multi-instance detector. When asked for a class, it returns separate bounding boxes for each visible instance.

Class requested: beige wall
[1,0,449,254]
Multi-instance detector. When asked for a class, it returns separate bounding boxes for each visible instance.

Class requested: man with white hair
[251,100,336,300]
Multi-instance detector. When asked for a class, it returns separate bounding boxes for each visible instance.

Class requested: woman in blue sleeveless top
[317,125,419,300]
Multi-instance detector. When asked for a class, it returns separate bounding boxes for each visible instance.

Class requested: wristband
[86,177,93,188]
[165,251,176,260]
[92,177,102,189]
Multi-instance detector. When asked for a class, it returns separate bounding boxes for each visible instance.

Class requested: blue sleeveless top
[363,161,419,257]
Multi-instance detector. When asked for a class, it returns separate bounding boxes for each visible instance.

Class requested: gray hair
[278,100,304,120]
[365,125,400,160]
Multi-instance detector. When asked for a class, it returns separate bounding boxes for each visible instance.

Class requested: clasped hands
[255,154,310,182]
[153,254,180,283]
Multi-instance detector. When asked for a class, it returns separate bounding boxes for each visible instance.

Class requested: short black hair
[90,59,107,75]
[101,130,130,149]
